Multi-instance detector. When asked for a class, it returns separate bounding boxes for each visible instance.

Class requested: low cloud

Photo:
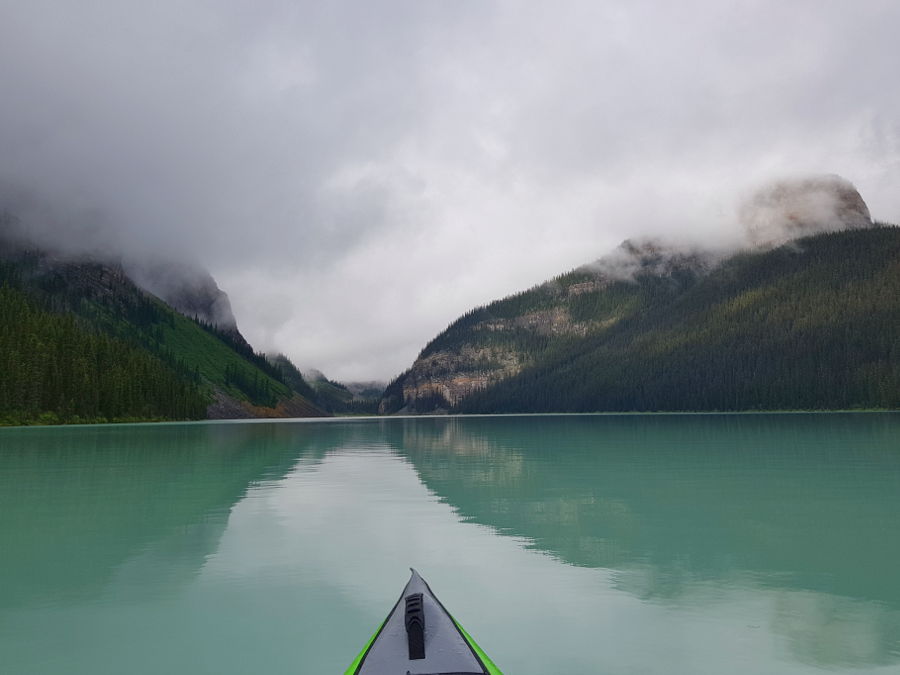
[739,174,873,248]
[582,238,723,284]
[1,1,900,380]
[582,173,876,284]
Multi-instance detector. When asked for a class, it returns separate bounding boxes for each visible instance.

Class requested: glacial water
[0,413,898,674]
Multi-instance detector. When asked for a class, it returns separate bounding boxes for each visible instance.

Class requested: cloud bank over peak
[739,174,873,249]
[1,1,899,380]
[578,172,876,287]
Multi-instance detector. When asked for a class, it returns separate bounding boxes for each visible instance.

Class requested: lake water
[1,414,898,674]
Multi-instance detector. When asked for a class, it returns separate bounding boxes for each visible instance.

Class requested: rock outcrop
[207,389,327,419]
[740,174,872,248]
[381,346,523,414]
[124,258,250,348]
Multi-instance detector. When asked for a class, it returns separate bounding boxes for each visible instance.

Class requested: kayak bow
[345,569,502,674]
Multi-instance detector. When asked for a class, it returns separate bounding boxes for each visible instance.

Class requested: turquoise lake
[1,413,898,674]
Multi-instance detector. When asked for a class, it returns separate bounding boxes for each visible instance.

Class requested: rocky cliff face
[0,235,152,314]
[382,346,523,413]
[124,258,251,348]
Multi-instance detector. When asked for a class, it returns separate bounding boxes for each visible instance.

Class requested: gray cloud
[1,0,899,380]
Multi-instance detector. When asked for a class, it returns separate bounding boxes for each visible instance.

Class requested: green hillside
[0,285,206,425]
[0,248,324,424]
[383,226,900,414]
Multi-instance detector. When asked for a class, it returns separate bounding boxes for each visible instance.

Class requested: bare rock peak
[740,174,873,249]
[123,258,240,332]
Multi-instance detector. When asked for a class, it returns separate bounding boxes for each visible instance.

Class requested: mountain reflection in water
[388,414,900,669]
[1,414,898,674]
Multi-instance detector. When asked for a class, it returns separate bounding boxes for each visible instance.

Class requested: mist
[2,1,899,380]
[739,174,873,248]
[581,173,877,283]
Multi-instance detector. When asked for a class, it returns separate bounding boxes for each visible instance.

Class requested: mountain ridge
[381,224,900,414]
[0,231,326,424]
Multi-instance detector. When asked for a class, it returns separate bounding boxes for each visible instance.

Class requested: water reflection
[394,416,900,597]
[388,414,900,668]
[1,414,898,674]
[0,421,335,608]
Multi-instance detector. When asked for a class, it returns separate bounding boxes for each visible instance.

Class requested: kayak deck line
[345,569,502,675]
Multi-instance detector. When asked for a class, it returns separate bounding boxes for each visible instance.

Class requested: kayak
[344,569,502,674]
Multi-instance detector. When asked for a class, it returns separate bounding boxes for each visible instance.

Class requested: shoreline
[1,407,897,430]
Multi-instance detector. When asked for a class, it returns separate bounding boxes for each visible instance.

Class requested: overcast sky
[1,0,899,381]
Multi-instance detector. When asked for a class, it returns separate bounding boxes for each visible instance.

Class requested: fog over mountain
[1,1,899,380]
[739,174,873,249]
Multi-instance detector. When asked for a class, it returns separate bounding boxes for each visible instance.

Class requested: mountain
[342,380,388,399]
[0,229,325,425]
[381,179,899,414]
[123,257,250,348]
[295,368,383,415]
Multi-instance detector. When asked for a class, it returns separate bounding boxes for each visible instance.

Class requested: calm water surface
[1,414,898,674]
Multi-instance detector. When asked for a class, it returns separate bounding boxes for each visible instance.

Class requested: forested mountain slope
[381,226,900,413]
[0,239,325,425]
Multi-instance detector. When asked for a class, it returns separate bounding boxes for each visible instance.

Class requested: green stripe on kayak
[454,617,503,675]
[343,569,502,674]
[345,617,501,675]
[343,620,384,675]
